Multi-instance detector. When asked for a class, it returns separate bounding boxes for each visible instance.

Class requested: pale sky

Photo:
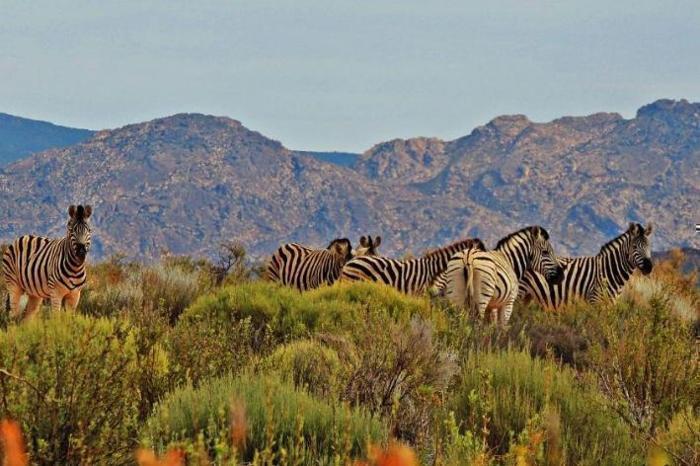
[2,0,699,152]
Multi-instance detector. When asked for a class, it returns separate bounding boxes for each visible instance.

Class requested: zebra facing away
[340,238,485,295]
[2,205,93,320]
[266,234,381,291]
[443,226,564,325]
[519,223,654,309]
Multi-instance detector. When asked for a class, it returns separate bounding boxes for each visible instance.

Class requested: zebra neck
[62,237,86,270]
[422,254,448,284]
[596,239,634,295]
[496,239,529,280]
[421,241,468,284]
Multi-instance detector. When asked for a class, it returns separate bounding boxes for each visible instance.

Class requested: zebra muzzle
[75,244,87,259]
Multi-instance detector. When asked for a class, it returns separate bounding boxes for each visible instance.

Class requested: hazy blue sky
[2,1,699,152]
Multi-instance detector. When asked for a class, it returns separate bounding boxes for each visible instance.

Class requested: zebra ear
[84,205,92,219]
[68,205,77,219]
[644,223,653,236]
[360,236,368,247]
[373,236,381,248]
[628,222,639,234]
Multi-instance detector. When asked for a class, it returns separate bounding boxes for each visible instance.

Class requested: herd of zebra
[266,222,654,324]
[0,204,654,325]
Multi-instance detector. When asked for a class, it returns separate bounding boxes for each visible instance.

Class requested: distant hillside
[293,151,360,168]
[0,100,698,260]
[0,113,94,166]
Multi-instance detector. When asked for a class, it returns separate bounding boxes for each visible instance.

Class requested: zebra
[340,238,485,294]
[443,226,564,324]
[266,234,380,291]
[2,205,93,320]
[518,223,654,309]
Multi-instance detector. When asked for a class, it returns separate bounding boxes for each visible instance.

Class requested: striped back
[340,238,484,294]
[2,204,93,299]
[519,223,653,308]
[266,238,352,291]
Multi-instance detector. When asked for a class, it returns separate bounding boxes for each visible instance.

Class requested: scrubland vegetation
[0,246,697,465]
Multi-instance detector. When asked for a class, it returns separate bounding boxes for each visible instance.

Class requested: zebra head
[528,226,564,285]
[354,235,382,257]
[68,205,93,261]
[327,238,353,263]
[627,222,653,275]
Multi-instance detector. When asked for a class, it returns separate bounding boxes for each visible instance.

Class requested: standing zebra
[266,234,380,291]
[519,223,654,309]
[443,226,564,324]
[340,238,485,294]
[3,205,93,320]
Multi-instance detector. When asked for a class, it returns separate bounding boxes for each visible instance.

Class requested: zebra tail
[463,253,480,319]
[444,252,468,308]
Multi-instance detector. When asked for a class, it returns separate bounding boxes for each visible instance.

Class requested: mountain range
[0,99,698,261]
[0,113,94,167]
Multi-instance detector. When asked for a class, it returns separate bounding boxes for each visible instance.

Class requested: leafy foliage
[0,313,166,465]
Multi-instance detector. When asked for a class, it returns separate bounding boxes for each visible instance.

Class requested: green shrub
[587,295,699,436]
[450,348,642,466]
[170,281,435,385]
[257,339,346,399]
[654,408,700,466]
[141,373,386,465]
[0,313,165,465]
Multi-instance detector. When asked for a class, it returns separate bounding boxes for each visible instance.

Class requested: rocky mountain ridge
[0,99,697,260]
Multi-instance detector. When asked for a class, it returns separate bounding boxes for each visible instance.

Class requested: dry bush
[337,315,458,444]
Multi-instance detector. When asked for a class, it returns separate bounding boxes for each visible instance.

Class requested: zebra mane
[422,238,477,258]
[495,226,548,250]
[598,226,637,255]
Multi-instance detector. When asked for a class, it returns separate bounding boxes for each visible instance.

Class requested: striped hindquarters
[2,235,66,299]
[341,238,484,295]
[444,249,518,320]
[266,243,345,291]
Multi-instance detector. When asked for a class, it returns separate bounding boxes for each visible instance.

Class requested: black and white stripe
[443,226,564,324]
[340,238,485,294]
[266,235,381,291]
[2,205,93,320]
[519,223,654,309]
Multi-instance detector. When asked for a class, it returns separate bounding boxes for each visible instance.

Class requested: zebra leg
[50,294,64,313]
[7,287,23,320]
[23,296,42,321]
[499,295,517,326]
[64,290,81,312]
